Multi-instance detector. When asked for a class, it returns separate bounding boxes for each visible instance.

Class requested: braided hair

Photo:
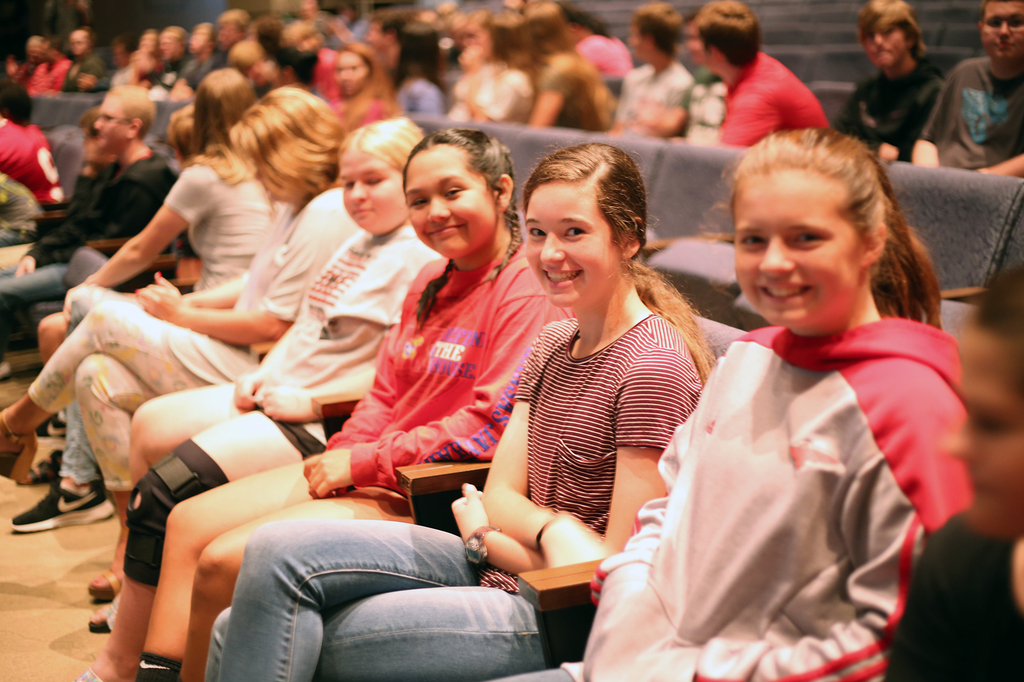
[403,128,522,327]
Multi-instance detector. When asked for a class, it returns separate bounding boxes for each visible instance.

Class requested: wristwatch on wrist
[465,525,501,565]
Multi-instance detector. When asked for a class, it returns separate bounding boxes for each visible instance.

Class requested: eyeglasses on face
[96,113,134,125]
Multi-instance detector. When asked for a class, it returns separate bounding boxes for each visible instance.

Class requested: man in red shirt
[0,83,64,205]
[5,36,47,89]
[696,0,828,147]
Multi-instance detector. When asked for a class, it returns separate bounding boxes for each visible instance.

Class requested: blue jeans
[0,262,69,360]
[207,520,545,682]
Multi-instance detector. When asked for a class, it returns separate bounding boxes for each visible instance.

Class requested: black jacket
[834,58,945,161]
[28,154,177,267]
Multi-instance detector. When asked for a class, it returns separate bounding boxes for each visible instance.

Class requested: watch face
[465,534,486,565]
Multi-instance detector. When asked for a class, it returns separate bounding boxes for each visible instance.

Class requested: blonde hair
[107,85,155,137]
[228,41,264,73]
[161,26,188,45]
[283,19,321,49]
[190,69,256,183]
[342,117,423,171]
[524,143,714,381]
[858,0,925,60]
[166,104,194,160]
[218,9,251,31]
[525,1,614,131]
[192,22,215,43]
[230,88,344,207]
[732,128,941,328]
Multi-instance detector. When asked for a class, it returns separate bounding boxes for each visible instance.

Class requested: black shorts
[256,408,327,458]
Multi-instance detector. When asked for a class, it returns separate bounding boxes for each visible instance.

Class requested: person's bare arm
[454,402,666,574]
[82,206,189,289]
[912,139,940,167]
[529,91,565,128]
[978,152,1024,178]
[181,274,247,309]
[136,276,290,345]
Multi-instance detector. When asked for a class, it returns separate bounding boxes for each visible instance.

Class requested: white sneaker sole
[10,498,116,533]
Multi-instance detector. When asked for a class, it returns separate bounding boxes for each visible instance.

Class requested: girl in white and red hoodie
[498,128,974,682]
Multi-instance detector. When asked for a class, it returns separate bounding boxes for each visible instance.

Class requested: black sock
[136,651,182,682]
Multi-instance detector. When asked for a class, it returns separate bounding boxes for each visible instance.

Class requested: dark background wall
[2,0,228,60]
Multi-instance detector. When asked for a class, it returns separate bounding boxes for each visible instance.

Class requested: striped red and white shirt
[479,315,703,591]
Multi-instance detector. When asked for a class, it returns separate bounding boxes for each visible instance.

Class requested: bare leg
[37,312,68,362]
[131,463,311,663]
[0,395,52,449]
[90,577,157,682]
[89,490,130,618]
[128,384,239,482]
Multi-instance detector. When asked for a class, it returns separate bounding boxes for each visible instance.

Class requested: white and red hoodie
[582,318,972,682]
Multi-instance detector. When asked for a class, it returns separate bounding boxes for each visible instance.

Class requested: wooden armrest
[397,461,491,497]
[320,399,359,421]
[36,210,68,228]
[87,237,130,255]
[941,287,986,304]
[40,201,70,212]
[518,560,602,612]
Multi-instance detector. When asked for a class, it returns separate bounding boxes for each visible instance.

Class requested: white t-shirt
[167,187,359,384]
[162,164,272,291]
[261,224,439,391]
[448,62,534,124]
[615,61,694,135]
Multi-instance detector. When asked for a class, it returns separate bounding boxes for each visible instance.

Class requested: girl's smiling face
[340,147,409,236]
[733,169,885,337]
[404,144,513,270]
[524,181,637,314]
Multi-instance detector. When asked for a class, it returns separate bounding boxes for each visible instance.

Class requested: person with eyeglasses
[0,85,176,383]
[912,0,1024,176]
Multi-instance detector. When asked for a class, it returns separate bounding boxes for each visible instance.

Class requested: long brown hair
[731,128,941,328]
[404,128,522,327]
[524,143,715,381]
[335,42,400,134]
[524,1,614,131]
[190,68,256,183]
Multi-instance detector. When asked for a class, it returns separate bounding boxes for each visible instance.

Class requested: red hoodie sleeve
[345,292,560,492]
[324,325,401,452]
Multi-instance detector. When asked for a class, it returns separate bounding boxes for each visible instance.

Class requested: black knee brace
[124,440,228,586]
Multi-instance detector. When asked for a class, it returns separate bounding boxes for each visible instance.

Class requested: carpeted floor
[0,349,115,682]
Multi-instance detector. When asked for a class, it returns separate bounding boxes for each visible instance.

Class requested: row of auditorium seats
[408,113,1021,338]
[457,0,983,84]
[30,94,190,142]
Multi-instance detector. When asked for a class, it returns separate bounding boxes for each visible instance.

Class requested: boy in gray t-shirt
[913,0,1024,176]
[919,57,1024,170]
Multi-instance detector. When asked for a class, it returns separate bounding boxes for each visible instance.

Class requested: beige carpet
[0,350,115,682]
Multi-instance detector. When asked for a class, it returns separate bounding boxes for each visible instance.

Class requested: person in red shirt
[0,83,64,205]
[696,0,828,147]
[5,36,47,89]
[26,35,73,96]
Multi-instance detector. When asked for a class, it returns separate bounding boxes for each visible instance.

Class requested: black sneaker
[10,478,115,533]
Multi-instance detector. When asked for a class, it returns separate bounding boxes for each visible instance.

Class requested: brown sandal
[89,570,122,602]
[0,409,38,483]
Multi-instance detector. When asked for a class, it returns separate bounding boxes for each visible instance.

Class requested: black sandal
[17,449,62,485]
